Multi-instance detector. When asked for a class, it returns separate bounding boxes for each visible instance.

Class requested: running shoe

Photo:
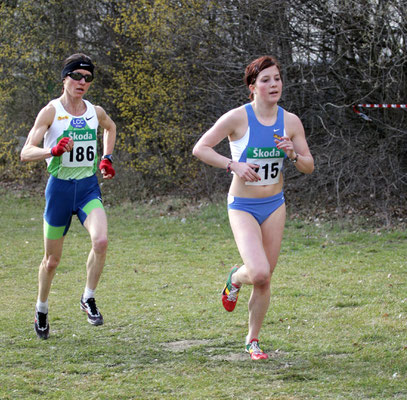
[245,338,269,360]
[34,308,50,340]
[221,265,241,312]
[80,296,104,326]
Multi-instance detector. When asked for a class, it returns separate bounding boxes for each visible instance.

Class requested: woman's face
[250,65,282,103]
[63,69,93,98]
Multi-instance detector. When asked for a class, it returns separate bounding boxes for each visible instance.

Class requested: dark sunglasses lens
[68,72,93,82]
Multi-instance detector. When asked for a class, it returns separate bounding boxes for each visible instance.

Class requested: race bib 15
[245,146,284,186]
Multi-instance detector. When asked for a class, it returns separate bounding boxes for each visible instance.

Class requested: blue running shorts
[43,174,104,239]
[227,191,285,225]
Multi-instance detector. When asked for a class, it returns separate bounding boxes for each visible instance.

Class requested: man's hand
[99,159,115,179]
[50,137,73,157]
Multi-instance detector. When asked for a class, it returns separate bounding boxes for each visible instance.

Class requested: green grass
[1,189,407,399]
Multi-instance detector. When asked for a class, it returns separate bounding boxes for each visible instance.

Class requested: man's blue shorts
[43,174,104,239]
[227,191,285,225]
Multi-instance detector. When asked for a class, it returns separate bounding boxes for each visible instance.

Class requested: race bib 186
[245,146,284,186]
[61,129,97,168]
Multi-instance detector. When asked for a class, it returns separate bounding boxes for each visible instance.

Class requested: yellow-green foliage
[107,0,209,188]
[0,0,224,191]
[0,1,72,180]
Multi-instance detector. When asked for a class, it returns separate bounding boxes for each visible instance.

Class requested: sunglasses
[67,72,94,82]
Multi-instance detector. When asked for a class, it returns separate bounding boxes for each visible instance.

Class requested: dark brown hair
[244,56,282,100]
[62,53,93,69]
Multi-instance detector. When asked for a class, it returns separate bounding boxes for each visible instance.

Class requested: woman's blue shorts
[227,191,285,225]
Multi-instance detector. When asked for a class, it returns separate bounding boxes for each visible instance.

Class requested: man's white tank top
[44,99,99,180]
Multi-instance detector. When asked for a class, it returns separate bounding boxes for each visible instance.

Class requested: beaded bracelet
[226,160,233,173]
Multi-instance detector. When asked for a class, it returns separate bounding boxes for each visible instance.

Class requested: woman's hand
[230,161,261,182]
[275,136,296,160]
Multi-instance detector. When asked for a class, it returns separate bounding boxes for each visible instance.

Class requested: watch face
[103,155,113,162]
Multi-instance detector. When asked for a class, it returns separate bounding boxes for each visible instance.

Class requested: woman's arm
[276,111,314,174]
[192,109,239,169]
[193,107,261,182]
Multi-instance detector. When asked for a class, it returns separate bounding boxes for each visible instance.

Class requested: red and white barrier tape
[353,104,407,121]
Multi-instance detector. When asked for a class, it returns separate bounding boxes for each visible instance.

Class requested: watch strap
[290,153,299,163]
[101,154,113,163]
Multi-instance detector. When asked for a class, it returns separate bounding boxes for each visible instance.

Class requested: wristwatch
[290,153,299,163]
[101,154,113,163]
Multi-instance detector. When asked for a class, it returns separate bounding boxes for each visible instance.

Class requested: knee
[251,269,271,286]
[42,255,60,272]
[92,236,108,254]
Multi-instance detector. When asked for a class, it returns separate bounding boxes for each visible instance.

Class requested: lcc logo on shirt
[71,118,86,129]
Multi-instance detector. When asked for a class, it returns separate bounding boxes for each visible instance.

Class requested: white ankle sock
[83,287,95,302]
[36,299,48,314]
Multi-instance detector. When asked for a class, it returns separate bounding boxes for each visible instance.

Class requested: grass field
[1,188,407,399]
